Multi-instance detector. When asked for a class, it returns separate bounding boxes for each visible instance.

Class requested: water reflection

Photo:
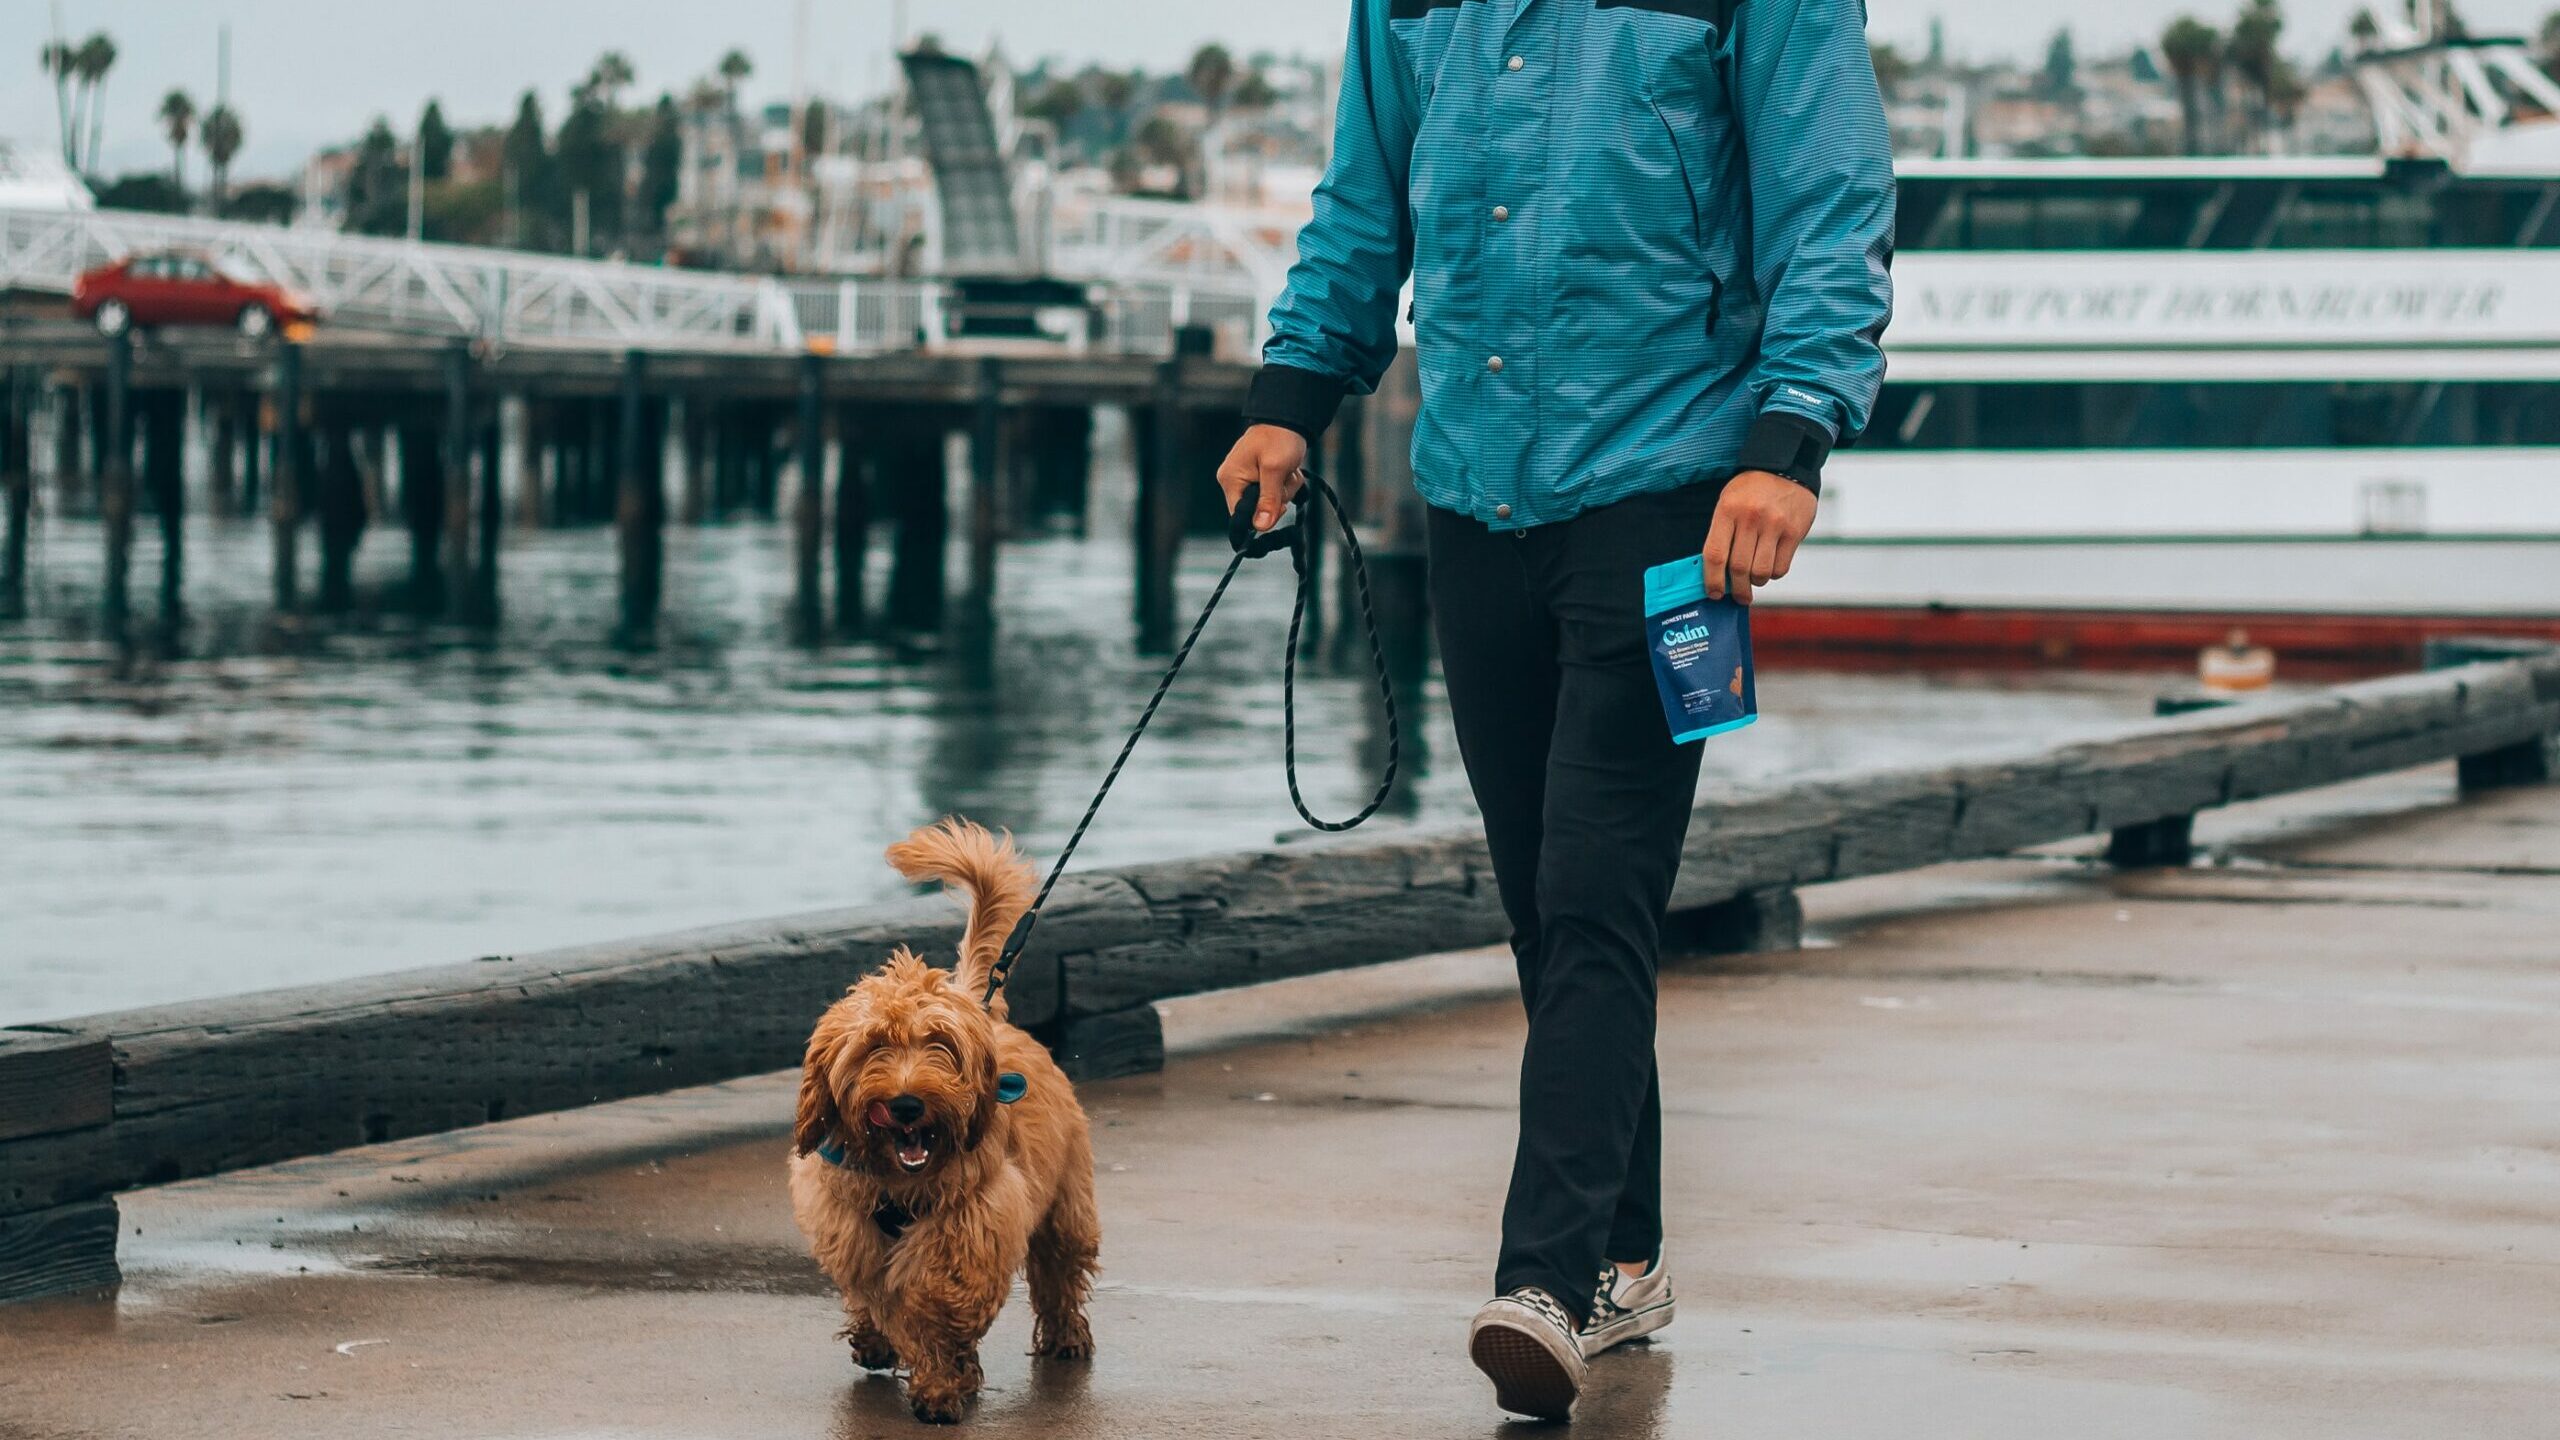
[0,509,2161,1025]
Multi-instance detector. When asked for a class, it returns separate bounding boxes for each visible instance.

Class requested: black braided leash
[982,471,1402,1008]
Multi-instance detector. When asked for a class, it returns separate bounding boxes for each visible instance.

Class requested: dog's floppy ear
[960,1038,1000,1153]
[793,1002,856,1157]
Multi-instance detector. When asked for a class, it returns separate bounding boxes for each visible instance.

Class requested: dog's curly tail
[885,818,1042,1006]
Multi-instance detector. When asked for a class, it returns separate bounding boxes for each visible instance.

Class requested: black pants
[1426,482,1719,1323]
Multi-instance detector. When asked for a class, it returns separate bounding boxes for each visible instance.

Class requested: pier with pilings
[0,321,1421,653]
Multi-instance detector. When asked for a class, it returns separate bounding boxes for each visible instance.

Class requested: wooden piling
[833,405,869,637]
[50,382,83,516]
[705,402,734,518]
[399,416,446,615]
[1027,405,1095,532]
[884,418,949,637]
[513,397,545,530]
[314,415,367,614]
[238,390,264,516]
[965,357,1003,615]
[792,354,826,638]
[144,392,185,632]
[617,351,662,634]
[1134,356,1188,652]
[207,391,238,520]
[99,333,134,636]
[439,344,474,622]
[671,396,705,525]
[549,403,575,527]
[472,397,505,625]
[1,371,28,618]
[271,343,305,613]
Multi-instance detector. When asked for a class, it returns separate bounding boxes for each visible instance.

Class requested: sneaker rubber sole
[1468,1313,1583,1421]
[1580,1296,1674,1357]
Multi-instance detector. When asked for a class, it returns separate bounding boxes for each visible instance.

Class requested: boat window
[1898,176,2560,250]
[1860,381,2549,449]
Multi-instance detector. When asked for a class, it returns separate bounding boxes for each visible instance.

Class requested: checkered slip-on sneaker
[1579,1250,1674,1357]
[1467,1287,1588,1421]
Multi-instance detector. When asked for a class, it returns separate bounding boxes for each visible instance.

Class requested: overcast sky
[7,0,2555,181]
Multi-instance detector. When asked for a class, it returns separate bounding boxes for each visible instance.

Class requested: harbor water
[0,483,2165,1027]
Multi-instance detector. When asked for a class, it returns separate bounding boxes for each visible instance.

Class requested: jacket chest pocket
[1628,6,1736,229]
[1386,6,1467,107]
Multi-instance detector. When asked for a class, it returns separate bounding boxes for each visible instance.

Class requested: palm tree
[586,50,636,111]
[2228,0,2286,151]
[1186,44,1236,118]
[2161,16,2225,155]
[200,105,244,209]
[39,39,79,167]
[159,89,196,191]
[74,32,117,174]
[716,48,753,113]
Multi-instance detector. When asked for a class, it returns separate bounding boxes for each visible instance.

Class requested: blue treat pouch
[1643,558,1757,743]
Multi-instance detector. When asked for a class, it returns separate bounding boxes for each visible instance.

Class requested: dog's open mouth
[865,1101,939,1173]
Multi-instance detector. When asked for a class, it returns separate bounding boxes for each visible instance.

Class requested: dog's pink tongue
[866,1101,894,1128]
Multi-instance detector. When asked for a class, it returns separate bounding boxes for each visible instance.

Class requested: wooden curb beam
[3,651,2555,1303]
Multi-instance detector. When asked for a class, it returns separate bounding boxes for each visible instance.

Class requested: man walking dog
[1219,0,1894,1420]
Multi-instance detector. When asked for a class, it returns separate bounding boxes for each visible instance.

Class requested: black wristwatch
[1737,410,1833,497]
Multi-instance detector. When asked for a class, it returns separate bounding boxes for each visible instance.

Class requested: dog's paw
[849,1335,901,1372]
[906,1390,969,1425]
[1033,1315,1094,1362]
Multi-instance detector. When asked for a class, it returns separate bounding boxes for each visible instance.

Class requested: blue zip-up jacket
[1243,0,1895,528]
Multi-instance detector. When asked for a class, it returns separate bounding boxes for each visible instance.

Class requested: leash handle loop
[985,470,1400,1007]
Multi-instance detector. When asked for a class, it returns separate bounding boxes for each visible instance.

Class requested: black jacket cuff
[1241,364,1346,444]
[1738,410,1834,497]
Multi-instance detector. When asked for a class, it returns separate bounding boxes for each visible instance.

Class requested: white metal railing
[0,205,952,354]
[0,202,1288,357]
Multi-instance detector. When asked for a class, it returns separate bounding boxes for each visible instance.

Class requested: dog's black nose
[887,1094,926,1126]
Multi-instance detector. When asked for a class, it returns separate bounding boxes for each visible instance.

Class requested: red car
[71,250,318,340]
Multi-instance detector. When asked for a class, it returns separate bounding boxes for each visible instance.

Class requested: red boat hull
[1752,604,2560,675]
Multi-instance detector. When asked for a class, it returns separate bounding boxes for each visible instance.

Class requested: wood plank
[1057,1007,1165,1083]
[0,1199,119,1302]
[1,656,2550,1229]
[0,1031,112,1142]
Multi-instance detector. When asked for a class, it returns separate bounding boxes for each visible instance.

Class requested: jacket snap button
[1486,355,1503,373]
[1507,55,1525,71]
[1492,205,1510,222]
[1495,504,1513,519]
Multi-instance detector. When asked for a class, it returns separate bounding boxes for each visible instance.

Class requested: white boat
[1768,13,2560,666]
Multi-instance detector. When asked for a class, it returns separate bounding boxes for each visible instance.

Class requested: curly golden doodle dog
[789,820,1099,1424]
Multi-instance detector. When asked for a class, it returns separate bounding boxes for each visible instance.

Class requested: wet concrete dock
[5,768,2557,1439]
